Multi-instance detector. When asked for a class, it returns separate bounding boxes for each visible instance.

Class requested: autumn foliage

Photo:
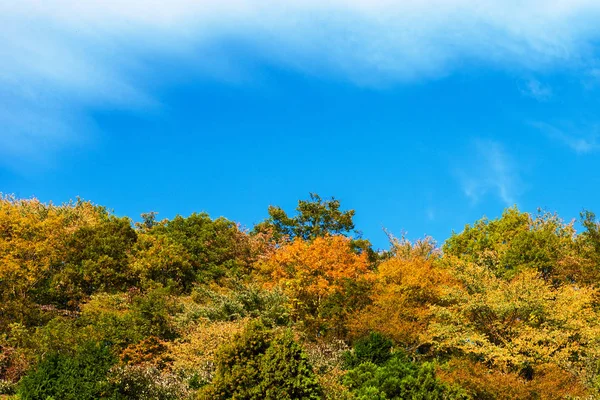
[2,194,600,399]
[258,235,373,336]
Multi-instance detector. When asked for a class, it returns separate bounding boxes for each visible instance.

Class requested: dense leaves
[3,195,600,399]
[201,321,322,399]
[258,235,373,336]
[18,341,116,400]
[343,344,468,400]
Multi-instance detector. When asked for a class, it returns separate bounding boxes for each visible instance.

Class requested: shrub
[166,319,246,386]
[107,365,189,400]
[343,350,469,400]
[18,341,116,400]
[343,332,393,368]
[191,283,290,326]
[201,321,322,399]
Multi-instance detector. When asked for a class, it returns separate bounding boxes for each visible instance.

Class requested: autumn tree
[443,207,578,280]
[437,358,590,400]
[258,235,373,337]
[0,196,106,327]
[349,238,457,351]
[428,258,600,397]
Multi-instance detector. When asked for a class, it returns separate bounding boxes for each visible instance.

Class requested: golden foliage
[0,196,104,326]
[348,253,458,349]
[437,358,589,400]
[165,318,247,384]
[0,198,96,295]
[257,235,373,335]
[430,258,600,385]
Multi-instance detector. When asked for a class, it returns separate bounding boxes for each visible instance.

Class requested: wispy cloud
[457,140,521,205]
[531,121,600,153]
[426,207,436,222]
[3,0,600,162]
[521,79,553,101]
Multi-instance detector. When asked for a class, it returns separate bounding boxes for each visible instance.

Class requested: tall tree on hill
[254,193,357,241]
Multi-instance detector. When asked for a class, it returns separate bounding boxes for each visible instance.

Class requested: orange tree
[348,256,457,351]
[348,237,458,351]
[257,235,373,337]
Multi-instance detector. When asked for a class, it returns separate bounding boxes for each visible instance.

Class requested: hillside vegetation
[1,193,600,399]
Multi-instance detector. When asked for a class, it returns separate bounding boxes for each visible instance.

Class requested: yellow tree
[0,196,104,326]
[348,238,458,350]
[257,235,373,337]
[429,257,600,397]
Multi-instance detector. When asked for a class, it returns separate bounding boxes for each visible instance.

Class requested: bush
[343,351,469,400]
[343,332,393,368]
[18,341,116,400]
[201,321,322,399]
[191,283,290,326]
[107,365,189,400]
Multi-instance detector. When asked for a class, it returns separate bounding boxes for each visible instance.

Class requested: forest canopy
[1,193,600,399]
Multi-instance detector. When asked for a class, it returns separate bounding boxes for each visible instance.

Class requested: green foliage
[202,321,322,399]
[191,283,290,326]
[343,332,393,368]
[576,210,600,281]
[149,212,252,283]
[129,287,178,340]
[443,207,576,279]
[343,351,470,400]
[258,331,323,399]
[76,288,177,349]
[131,234,195,293]
[254,193,358,241]
[18,341,116,400]
[55,214,137,303]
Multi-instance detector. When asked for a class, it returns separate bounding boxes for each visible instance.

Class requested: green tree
[18,341,117,400]
[443,207,576,279]
[343,350,469,400]
[43,214,138,308]
[254,193,358,241]
[202,321,322,399]
[575,210,600,283]
[130,233,195,293]
[343,332,393,368]
[149,212,253,283]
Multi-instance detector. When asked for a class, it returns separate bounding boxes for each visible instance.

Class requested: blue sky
[2,1,600,249]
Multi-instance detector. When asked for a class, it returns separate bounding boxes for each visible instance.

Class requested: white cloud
[532,121,600,153]
[3,0,600,162]
[457,140,521,205]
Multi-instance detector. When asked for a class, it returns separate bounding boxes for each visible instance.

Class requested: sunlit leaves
[429,260,600,393]
[258,235,373,336]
